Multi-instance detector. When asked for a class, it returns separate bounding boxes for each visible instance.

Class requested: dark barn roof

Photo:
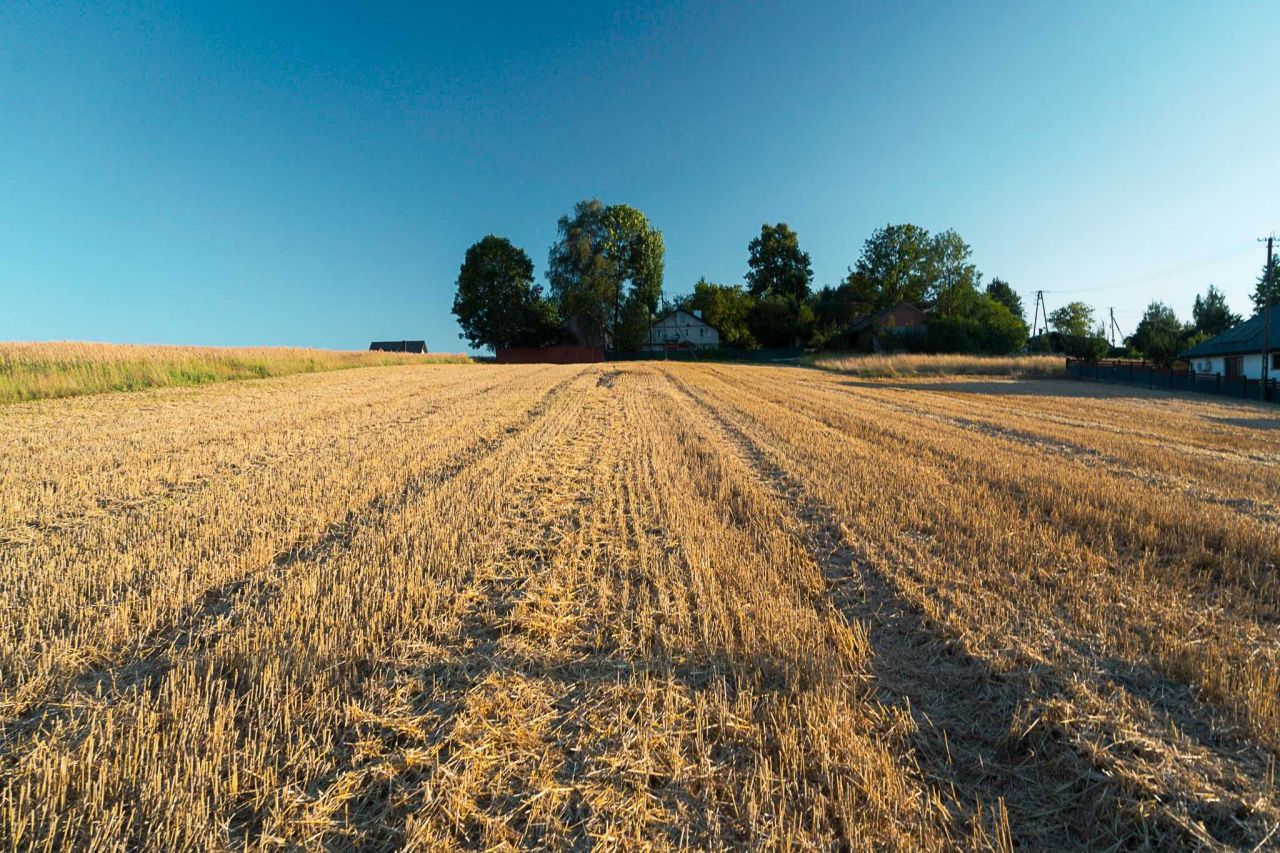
[1180,305,1280,359]
[369,340,427,353]
[850,303,928,333]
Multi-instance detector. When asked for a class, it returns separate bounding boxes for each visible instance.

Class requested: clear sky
[2,1,1277,352]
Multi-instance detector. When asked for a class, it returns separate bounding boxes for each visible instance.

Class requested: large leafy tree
[546,199,664,349]
[984,278,1024,321]
[1048,301,1096,338]
[748,293,814,348]
[745,223,813,301]
[1046,301,1111,358]
[1253,252,1280,315]
[929,229,982,318]
[1127,301,1187,366]
[452,235,560,351]
[844,224,981,316]
[674,279,758,348]
[1192,284,1241,336]
[844,223,936,313]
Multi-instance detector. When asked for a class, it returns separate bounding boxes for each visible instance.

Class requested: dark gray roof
[849,302,926,333]
[370,340,427,353]
[1180,305,1280,359]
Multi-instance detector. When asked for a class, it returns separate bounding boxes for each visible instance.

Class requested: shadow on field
[835,377,1158,398]
[838,377,1280,411]
[1212,415,1280,430]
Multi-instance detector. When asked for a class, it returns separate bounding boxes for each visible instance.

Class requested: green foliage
[1126,301,1188,366]
[748,293,813,349]
[1251,254,1279,315]
[847,224,935,313]
[809,284,866,350]
[1027,329,1109,359]
[929,229,981,318]
[1059,333,1111,360]
[1048,301,1096,338]
[921,295,1027,355]
[547,199,665,348]
[746,223,813,301]
[452,235,561,351]
[675,279,759,348]
[1026,333,1055,354]
[984,278,1024,321]
[1181,329,1211,352]
[1192,284,1241,337]
[846,224,981,317]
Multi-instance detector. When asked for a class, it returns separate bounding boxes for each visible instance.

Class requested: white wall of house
[643,311,720,351]
[1189,353,1274,379]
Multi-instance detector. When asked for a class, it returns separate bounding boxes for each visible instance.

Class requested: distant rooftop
[370,340,427,354]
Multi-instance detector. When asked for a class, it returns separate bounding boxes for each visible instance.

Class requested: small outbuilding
[850,303,928,351]
[370,340,428,354]
[643,310,720,352]
[1180,305,1279,379]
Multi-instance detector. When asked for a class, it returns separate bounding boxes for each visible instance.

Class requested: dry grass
[1,364,1277,849]
[0,341,471,404]
[808,352,1066,378]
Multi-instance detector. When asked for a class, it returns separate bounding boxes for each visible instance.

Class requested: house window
[1272,352,1280,370]
[1224,356,1244,378]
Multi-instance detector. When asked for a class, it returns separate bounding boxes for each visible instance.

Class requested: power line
[1043,242,1256,295]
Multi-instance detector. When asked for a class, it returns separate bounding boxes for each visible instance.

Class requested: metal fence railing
[1065,359,1277,403]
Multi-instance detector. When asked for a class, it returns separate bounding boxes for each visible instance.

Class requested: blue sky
[2,1,1277,352]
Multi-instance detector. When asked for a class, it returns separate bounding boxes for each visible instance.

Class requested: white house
[643,309,720,352]
[1180,305,1279,379]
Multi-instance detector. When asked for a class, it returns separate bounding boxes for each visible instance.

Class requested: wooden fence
[1065,359,1277,403]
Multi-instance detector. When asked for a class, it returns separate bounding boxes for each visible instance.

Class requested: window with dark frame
[1224,356,1244,378]
[1272,352,1279,370]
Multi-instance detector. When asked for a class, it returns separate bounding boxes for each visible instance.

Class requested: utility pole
[1107,308,1123,349]
[1030,290,1049,337]
[1263,234,1275,400]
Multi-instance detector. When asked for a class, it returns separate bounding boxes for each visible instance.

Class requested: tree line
[452,198,1277,359]
[1042,253,1276,366]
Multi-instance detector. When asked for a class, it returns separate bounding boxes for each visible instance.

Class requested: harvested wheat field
[2,362,1278,850]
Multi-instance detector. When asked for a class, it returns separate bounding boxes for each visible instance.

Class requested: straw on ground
[1,362,1276,849]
